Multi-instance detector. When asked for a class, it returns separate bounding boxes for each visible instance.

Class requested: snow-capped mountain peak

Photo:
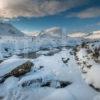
[39,27,64,37]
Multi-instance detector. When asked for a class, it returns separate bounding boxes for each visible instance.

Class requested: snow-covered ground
[0,45,100,100]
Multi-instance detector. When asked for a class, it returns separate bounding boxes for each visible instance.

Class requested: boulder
[10,61,33,77]
[0,61,33,83]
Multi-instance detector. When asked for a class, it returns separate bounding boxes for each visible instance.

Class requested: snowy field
[0,41,100,100]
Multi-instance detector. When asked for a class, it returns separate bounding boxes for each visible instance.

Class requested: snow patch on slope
[68,32,86,38]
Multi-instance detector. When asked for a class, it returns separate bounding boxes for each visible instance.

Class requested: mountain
[85,31,100,39]
[33,27,84,50]
[40,27,63,37]
[0,24,99,59]
[0,22,25,37]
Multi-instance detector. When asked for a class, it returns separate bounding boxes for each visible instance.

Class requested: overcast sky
[0,0,100,34]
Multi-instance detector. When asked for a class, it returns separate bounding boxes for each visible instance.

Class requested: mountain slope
[0,22,25,37]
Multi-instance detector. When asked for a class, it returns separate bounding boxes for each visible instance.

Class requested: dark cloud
[67,7,100,18]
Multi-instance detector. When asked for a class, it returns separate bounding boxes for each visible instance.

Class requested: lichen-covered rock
[0,61,33,83]
[10,61,33,77]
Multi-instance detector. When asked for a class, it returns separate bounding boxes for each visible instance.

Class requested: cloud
[96,22,100,26]
[0,0,87,19]
[67,7,100,18]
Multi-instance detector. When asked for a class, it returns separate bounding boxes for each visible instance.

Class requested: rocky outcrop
[21,78,71,89]
[41,80,71,88]
[73,41,100,91]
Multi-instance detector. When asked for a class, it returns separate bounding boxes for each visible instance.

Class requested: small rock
[62,58,70,64]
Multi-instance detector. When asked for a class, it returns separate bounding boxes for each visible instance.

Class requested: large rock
[0,61,33,83]
[10,61,33,77]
